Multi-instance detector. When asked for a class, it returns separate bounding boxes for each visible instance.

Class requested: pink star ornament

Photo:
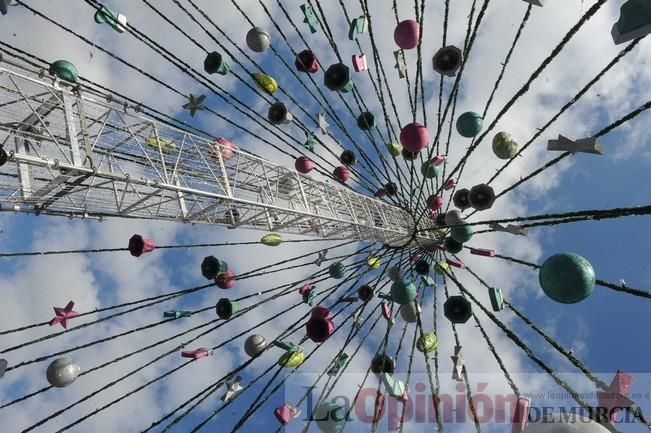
[597,370,635,423]
[49,301,79,329]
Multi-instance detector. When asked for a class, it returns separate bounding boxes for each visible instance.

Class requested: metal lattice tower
[0,64,437,246]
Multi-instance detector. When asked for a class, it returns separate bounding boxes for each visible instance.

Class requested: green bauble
[416,332,438,353]
[492,132,519,159]
[420,161,439,179]
[314,403,347,433]
[390,277,417,305]
[431,228,446,243]
[456,112,483,138]
[450,222,473,243]
[329,261,346,279]
[539,253,595,304]
[386,142,402,157]
[444,237,463,254]
[49,60,79,83]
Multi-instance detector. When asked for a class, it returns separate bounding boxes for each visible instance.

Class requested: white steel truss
[0,64,437,245]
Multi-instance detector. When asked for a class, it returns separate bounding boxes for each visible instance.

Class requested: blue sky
[0,0,650,432]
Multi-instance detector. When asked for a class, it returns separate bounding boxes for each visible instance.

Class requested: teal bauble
[456,112,483,138]
[539,253,595,304]
[444,237,463,254]
[49,60,79,83]
[492,132,518,159]
[314,402,347,433]
[390,277,417,305]
[329,261,346,279]
[450,221,473,243]
[420,161,439,179]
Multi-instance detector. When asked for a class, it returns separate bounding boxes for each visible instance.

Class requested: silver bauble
[399,302,421,323]
[244,334,267,357]
[445,210,463,226]
[388,266,402,281]
[246,27,271,52]
[46,357,81,388]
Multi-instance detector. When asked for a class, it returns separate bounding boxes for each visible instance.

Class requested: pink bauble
[394,20,420,50]
[311,305,332,320]
[216,269,236,289]
[295,156,313,174]
[306,316,334,343]
[427,194,443,211]
[333,166,350,183]
[215,137,238,160]
[400,122,429,152]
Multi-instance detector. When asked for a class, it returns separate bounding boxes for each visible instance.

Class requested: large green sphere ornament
[329,261,346,279]
[456,112,483,138]
[450,221,473,243]
[416,332,439,353]
[390,277,417,305]
[539,253,595,304]
[492,131,519,159]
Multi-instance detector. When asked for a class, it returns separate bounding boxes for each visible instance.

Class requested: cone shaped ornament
[216,298,239,319]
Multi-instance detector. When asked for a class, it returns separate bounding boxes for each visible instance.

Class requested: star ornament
[451,345,465,382]
[49,301,79,329]
[597,370,635,423]
[182,94,206,117]
[221,375,243,402]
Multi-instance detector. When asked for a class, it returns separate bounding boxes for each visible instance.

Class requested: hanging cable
[445,270,622,433]
[440,0,609,188]
[442,3,533,214]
